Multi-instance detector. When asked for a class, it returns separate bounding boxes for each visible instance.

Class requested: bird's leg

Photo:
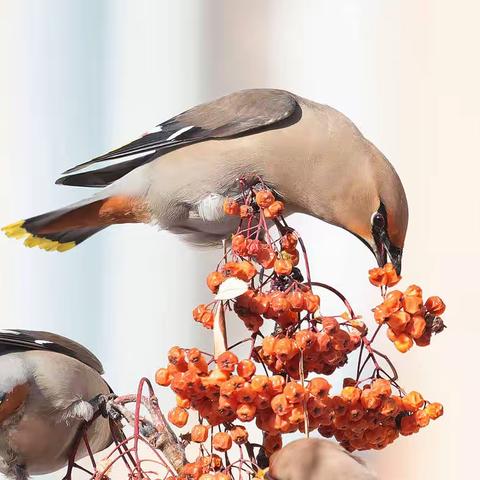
[61,412,100,480]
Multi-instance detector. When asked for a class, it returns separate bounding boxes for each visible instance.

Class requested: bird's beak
[373,238,403,274]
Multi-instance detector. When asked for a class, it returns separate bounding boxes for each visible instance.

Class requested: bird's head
[0,355,30,425]
[358,155,408,275]
[325,144,408,275]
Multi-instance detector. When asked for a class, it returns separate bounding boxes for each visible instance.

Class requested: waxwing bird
[0,329,112,479]
[2,89,408,273]
[266,438,377,480]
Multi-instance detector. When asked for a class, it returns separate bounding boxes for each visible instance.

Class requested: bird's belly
[167,214,240,245]
[3,412,79,475]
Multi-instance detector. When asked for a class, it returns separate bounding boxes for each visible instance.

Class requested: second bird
[2,89,408,273]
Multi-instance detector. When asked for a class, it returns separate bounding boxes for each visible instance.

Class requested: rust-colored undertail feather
[2,196,150,252]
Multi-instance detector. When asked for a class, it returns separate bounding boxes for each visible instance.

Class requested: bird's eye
[0,392,5,405]
[372,212,385,229]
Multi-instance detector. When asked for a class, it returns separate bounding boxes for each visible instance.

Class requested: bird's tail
[2,195,150,252]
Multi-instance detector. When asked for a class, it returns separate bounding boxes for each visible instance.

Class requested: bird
[0,329,113,480]
[2,88,408,273]
[265,438,378,480]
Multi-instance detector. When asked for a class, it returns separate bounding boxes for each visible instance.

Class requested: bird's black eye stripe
[0,392,6,404]
[372,213,385,228]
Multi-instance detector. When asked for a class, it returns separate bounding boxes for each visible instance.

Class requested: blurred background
[0,0,478,478]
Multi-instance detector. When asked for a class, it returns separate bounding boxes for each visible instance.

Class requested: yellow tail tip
[2,220,76,252]
[2,220,28,239]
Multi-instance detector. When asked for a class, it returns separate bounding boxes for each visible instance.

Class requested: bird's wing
[56,89,300,187]
[0,329,104,374]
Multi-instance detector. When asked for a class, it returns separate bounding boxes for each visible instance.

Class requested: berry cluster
[318,378,443,451]
[372,283,446,352]
[152,182,445,480]
[255,323,361,377]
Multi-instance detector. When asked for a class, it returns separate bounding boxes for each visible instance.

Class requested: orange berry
[400,414,419,435]
[212,432,232,452]
[207,271,225,293]
[216,351,239,373]
[251,375,270,393]
[403,293,423,315]
[236,384,257,403]
[191,424,209,443]
[404,284,423,298]
[281,232,298,251]
[414,409,430,427]
[304,291,320,313]
[264,200,285,219]
[371,378,392,397]
[273,337,296,362]
[322,317,339,334]
[207,368,230,386]
[237,359,256,379]
[176,395,191,409]
[270,292,290,315]
[223,198,240,216]
[294,330,317,350]
[263,433,283,454]
[193,304,214,329]
[386,327,398,342]
[237,260,257,281]
[379,397,400,417]
[368,267,387,287]
[287,291,305,311]
[274,258,293,276]
[308,377,331,398]
[255,190,275,208]
[230,425,249,444]
[402,391,424,412]
[155,368,172,386]
[250,293,270,315]
[341,386,362,404]
[360,389,381,410]
[271,393,292,415]
[283,382,305,404]
[231,234,248,256]
[425,296,446,315]
[387,311,411,334]
[394,333,414,353]
[200,455,222,472]
[236,402,256,422]
[425,402,443,419]
[288,405,306,425]
[255,393,272,410]
[199,475,215,480]
[256,244,276,269]
[168,407,189,428]
[384,263,401,287]
[214,474,230,480]
[239,204,253,218]
[406,314,426,339]
[373,305,389,324]
[269,375,286,394]
[383,290,403,314]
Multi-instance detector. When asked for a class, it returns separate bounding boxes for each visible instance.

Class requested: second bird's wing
[56,89,300,188]
[0,329,104,374]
